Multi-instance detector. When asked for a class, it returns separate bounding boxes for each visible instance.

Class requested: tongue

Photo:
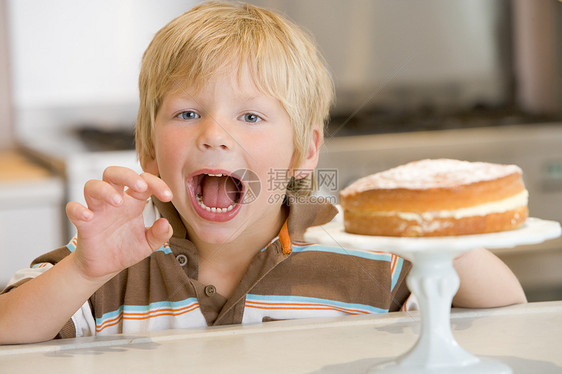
[201,176,238,209]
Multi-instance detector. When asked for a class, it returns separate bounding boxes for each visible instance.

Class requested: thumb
[145,218,173,251]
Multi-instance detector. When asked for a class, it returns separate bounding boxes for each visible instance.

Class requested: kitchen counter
[0,150,52,181]
[1,301,561,373]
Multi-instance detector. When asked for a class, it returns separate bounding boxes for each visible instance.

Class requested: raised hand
[65,167,173,281]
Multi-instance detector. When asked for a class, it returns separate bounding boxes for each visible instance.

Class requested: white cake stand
[305,217,561,374]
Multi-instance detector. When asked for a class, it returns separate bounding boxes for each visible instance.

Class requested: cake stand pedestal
[305,218,561,374]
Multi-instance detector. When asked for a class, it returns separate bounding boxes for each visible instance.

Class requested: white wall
[7,0,197,109]
[0,0,13,149]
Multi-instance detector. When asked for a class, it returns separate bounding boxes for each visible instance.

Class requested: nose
[197,117,234,151]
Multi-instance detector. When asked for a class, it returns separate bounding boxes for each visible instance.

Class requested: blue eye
[242,113,262,123]
[177,111,200,120]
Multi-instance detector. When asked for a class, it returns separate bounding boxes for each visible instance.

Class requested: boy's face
[146,67,309,247]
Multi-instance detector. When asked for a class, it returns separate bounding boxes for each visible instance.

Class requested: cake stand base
[305,217,561,374]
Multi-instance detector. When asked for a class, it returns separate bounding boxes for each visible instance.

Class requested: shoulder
[280,241,409,283]
[291,241,410,290]
[290,241,398,262]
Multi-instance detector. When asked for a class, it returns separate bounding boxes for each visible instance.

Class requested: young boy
[0,1,525,344]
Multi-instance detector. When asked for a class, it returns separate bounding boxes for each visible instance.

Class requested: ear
[293,125,322,178]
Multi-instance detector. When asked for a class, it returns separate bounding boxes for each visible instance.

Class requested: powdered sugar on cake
[342,159,522,193]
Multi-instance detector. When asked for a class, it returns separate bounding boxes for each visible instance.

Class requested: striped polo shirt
[3,197,411,338]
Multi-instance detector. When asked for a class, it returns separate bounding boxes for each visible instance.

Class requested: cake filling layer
[349,190,528,221]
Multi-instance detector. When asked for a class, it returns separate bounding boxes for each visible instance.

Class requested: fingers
[82,167,173,210]
[66,201,94,225]
[83,179,125,210]
[102,167,172,202]
[137,172,173,202]
[102,166,148,198]
[145,218,173,251]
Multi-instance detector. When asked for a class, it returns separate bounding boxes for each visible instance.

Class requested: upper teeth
[207,173,223,177]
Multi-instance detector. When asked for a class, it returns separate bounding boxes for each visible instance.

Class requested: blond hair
[136,1,334,188]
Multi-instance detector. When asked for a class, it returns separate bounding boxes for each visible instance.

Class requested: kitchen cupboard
[0,151,64,288]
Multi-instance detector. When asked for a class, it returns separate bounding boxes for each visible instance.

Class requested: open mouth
[191,172,244,214]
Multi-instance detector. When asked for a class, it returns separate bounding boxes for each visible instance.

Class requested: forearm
[0,169,172,345]
[452,248,527,308]
[0,253,110,344]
